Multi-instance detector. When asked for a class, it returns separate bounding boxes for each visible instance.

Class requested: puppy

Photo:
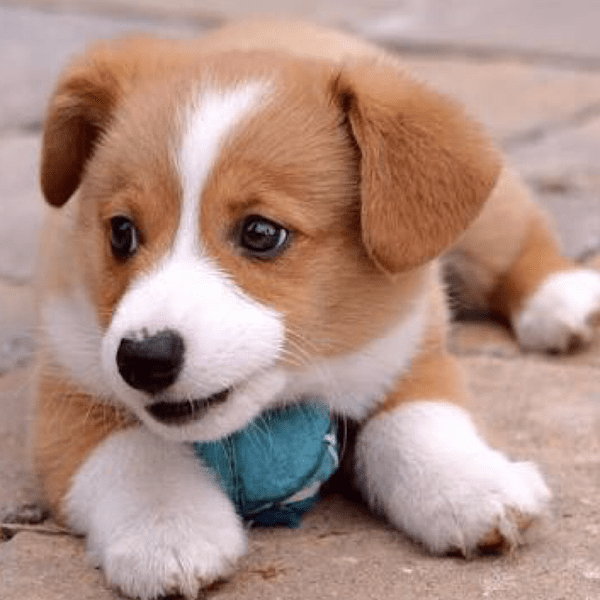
[33,20,600,599]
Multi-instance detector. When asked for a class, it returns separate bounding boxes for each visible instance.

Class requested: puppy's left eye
[110,216,140,260]
[238,215,290,259]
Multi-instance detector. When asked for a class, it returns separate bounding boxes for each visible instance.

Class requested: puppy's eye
[238,215,290,259]
[110,216,139,260]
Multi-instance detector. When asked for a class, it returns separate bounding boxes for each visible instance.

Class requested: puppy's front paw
[65,428,247,600]
[95,510,246,599]
[356,402,550,556]
[514,269,600,353]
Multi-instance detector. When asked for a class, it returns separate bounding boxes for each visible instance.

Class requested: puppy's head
[40,37,499,440]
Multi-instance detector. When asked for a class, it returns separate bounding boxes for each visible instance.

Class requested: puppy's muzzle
[116,329,184,394]
[116,330,231,426]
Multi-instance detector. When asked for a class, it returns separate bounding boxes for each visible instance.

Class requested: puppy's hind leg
[445,164,600,352]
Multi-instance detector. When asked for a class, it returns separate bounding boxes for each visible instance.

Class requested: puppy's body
[33,21,600,599]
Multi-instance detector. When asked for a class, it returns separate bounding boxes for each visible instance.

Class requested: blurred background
[2,2,600,598]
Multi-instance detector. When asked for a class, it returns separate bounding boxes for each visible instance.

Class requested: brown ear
[40,48,124,207]
[40,37,168,207]
[331,61,501,273]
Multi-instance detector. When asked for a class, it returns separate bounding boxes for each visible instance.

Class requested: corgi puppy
[33,20,600,600]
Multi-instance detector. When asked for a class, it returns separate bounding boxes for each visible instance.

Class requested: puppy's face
[40,40,500,440]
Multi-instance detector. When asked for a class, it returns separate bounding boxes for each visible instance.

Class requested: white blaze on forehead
[175,83,266,255]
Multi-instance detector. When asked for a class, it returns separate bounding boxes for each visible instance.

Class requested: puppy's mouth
[146,388,230,426]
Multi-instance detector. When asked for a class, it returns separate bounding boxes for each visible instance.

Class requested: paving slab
[508,114,600,181]
[0,531,113,600]
[0,367,37,517]
[0,4,210,131]
[0,279,35,376]
[399,57,600,146]
[507,115,600,258]
[358,0,600,63]
[0,132,39,374]
[3,0,408,30]
[6,0,600,63]
[0,132,44,282]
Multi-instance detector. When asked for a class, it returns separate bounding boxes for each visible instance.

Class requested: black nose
[116,330,185,394]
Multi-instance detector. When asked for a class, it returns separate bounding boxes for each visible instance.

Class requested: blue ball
[194,403,339,528]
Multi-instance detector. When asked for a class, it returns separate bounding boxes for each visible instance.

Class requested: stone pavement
[1,1,600,598]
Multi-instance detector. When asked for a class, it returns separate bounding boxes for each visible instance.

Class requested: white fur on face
[101,83,290,441]
[175,83,266,257]
[280,291,429,420]
[65,427,246,600]
[355,401,550,555]
[101,256,287,441]
[41,291,107,398]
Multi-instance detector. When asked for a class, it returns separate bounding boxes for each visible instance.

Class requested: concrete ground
[1,0,600,598]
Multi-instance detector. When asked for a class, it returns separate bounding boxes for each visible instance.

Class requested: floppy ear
[331,61,501,273]
[40,48,124,207]
[40,37,169,207]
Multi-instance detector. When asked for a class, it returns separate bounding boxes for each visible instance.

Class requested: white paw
[514,269,600,352]
[94,507,246,599]
[355,402,550,555]
[65,428,247,599]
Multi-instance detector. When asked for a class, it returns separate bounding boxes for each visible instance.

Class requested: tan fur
[33,20,572,552]
[198,20,502,271]
[33,361,133,520]
[35,31,499,522]
[375,274,471,415]
[41,36,207,207]
[331,64,500,272]
[448,166,576,319]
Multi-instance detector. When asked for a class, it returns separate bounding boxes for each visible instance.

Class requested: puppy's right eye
[237,215,290,260]
[110,216,139,260]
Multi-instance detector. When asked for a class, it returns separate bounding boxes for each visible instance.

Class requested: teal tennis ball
[194,403,339,528]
